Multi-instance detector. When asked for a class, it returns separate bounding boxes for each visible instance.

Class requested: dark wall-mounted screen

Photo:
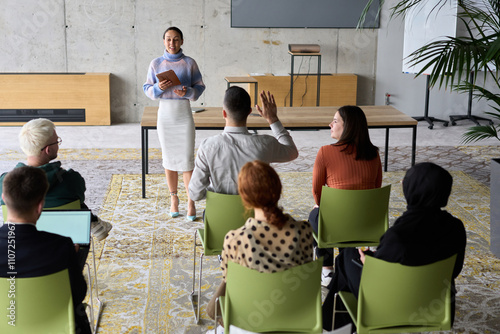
[231,0,380,28]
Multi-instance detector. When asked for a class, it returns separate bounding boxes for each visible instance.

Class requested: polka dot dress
[221,216,314,280]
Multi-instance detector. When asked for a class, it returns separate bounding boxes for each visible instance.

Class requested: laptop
[36,210,91,246]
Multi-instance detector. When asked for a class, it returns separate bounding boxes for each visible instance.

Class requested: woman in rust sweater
[309,105,382,286]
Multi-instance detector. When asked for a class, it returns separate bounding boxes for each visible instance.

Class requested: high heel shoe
[187,201,196,221]
[170,192,179,218]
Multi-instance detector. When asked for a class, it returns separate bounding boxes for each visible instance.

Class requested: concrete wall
[0,0,377,123]
[375,0,497,121]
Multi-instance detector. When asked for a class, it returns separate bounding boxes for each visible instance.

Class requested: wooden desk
[141,106,417,198]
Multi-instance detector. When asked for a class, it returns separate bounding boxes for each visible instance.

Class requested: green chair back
[2,199,80,222]
[341,255,456,334]
[317,185,391,248]
[222,259,323,333]
[45,200,81,210]
[201,191,252,256]
[0,269,75,333]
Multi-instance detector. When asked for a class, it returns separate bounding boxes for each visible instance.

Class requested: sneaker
[321,271,333,287]
[206,325,224,334]
[91,217,113,241]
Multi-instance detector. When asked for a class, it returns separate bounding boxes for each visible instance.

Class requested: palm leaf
[360,0,500,144]
[462,125,500,144]
[357,0,382,28]
[405,37,489,88]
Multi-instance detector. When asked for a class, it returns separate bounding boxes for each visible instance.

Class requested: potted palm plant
[361,0,500,257]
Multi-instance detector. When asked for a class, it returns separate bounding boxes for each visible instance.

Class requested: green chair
[36,209,103,334]
[2,199,80,221]
[333,255,457,333]
[46,199,81,210]
[190,191,252,323]
[217,259,323,334]
[314,185,391,253]
[0,269,75,333]
[229,323,352,334]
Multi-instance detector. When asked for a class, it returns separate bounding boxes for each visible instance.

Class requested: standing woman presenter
[143,26,205,221]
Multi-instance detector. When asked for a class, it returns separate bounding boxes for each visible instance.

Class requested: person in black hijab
[322,162,467,330]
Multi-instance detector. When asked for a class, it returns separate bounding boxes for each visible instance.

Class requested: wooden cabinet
[0,73,111,126]
[249,74,357,107]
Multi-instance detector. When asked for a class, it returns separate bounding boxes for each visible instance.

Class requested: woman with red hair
[206,160,314,332]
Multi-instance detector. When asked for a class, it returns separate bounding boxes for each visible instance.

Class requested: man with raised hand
[189,87,298,201]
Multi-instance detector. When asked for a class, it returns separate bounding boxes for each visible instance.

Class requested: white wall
[375,0,497,121]
[0,0,377,123]
[1,0,494,124]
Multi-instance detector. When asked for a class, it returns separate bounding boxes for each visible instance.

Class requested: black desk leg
[290,55,295,107]
[141,127,148,198]
[316,55,321,106]
[254,83,258,106]
[145,130,149,175]
[411,125,417,167]
[384,128,389,172]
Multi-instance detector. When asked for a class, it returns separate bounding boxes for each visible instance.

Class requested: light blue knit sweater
[143,49,205,101]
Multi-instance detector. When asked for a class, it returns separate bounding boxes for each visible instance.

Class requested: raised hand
[256,90,279,124]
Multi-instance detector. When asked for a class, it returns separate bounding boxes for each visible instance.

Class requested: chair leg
[313,246,335,267]
[87,237,103,334]
[197,253,204,323]
[332,292,337,331]
[214,296,220,334]
[332,292,348,331]
[192,230,197,295]
[85,263,95,334]
[190,230,201,323]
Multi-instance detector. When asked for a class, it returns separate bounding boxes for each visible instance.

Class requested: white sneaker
[91,217,113,241]
[206,325,224,334]
[321,270,333,287]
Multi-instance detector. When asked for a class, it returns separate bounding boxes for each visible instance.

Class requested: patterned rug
[89,171,499,334]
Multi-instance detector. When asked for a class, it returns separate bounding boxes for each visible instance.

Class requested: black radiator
[0,109,85,122]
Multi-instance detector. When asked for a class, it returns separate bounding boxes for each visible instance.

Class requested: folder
[156,70,181,86]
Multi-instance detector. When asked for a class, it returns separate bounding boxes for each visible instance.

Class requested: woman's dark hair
[163,26,183,40]
[336,105,379,161]
[238,160,288,229]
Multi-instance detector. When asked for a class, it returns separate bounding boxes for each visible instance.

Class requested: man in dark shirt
[0,166,91,333]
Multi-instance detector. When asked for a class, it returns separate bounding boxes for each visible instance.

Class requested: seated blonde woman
[207,160,314,333]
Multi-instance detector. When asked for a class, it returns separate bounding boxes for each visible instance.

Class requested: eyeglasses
[40,137,62,151]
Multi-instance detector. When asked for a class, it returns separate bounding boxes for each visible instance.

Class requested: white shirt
[189,122,298,200]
